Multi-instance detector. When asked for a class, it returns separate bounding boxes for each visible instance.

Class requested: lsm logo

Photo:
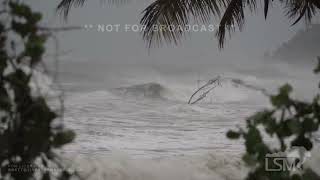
[265,146,311,172]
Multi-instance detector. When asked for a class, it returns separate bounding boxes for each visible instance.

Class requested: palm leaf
[139,0,261,48]
[57,0,128,19]
[216,0,245,48]
[140,0,228,48]
[57,0,320,48]
[264,0,270,19]
[284,0,320,25]
[57,0,87,19]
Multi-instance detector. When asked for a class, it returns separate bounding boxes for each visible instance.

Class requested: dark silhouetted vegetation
[227,57,320,180]
[57,0,319,48]
[21,0,320,180]
[0,1,75,179]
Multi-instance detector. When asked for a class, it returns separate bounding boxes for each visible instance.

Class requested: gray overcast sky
[28,0,307,65]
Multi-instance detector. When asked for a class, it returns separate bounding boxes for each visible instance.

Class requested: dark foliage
[141,0,320,48]
[0,1,75,179]
[227,57,320,179]
[56,0,320,48]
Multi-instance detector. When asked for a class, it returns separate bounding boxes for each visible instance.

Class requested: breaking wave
[111,82,176,100]
[61,75,279,180]
[110,78,268,105]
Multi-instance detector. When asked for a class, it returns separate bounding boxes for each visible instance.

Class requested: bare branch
[38,26,82,32]
[188,76,221,104]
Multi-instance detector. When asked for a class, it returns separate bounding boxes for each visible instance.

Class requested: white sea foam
[59,145,320,180]
[61,152,247,180]
[62,78,269,157]
[58,67,319,179]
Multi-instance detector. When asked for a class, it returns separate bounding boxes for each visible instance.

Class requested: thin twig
[38,26,82,32]
[188,76,221,104]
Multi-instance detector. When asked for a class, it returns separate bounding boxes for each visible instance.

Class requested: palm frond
[216,0,245,48]
[57,0,129,19]
[140,0,228,48]
[57,0,87,19]
[264,0,270,18]
[284,0,320,25]
[141,0,320,48]
[57,0,320,48]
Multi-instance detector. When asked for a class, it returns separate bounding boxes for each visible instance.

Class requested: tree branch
[38,26,82,32]
[188,76,221,104]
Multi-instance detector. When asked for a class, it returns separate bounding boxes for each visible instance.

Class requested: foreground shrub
[0,1,75,179]
[227,57,320,180]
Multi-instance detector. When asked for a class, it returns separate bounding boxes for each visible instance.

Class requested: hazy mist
[29,0,308,65]
[28,0,319,100]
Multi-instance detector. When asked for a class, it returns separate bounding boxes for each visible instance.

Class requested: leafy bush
[227,57,320,180]
[0,1,75,179]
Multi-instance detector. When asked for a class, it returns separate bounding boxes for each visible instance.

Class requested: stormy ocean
[41,61,320,180]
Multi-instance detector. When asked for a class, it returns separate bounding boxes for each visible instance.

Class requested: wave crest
[113,82,170,99]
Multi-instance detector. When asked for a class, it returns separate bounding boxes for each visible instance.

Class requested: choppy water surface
[62,81,267,157]
[53,63,319,180]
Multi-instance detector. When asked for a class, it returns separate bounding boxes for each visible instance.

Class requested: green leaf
[264,118,277,135]
[25,35,46,65]
[302,118,318,132]
[280,84,293,95]
[250,110,274,125]
[52,129,76,148]
[226,130,241,139]
[270,84,292,108]
[287,119,301,134]
[29,12,42,24]
[291,135,313,151]
[242,154,256,166]
[11,21,32,37]
[9,2,32,18]
[245,126,263,154]
[0,58,7,73]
